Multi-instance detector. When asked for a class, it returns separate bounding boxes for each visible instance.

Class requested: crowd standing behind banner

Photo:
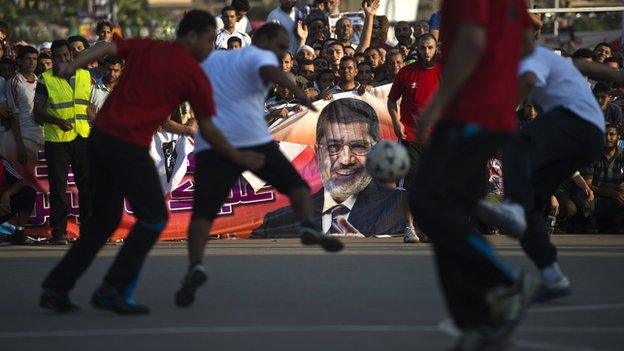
[0,0,623,244]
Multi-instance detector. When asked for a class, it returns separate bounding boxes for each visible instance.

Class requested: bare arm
[387,98,404,139]
[356,0,379,53]
[573,58,624,84]
[33,101,71,131]
[71,42,118,71]
[162,116,196,136]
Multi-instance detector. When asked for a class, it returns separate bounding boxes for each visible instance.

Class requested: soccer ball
[365,141,410,183]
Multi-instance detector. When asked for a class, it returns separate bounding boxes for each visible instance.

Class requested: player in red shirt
[387,33,441,244]
[409,0,539,349]
[40,10,264,315]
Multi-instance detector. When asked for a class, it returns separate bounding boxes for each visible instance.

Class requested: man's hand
[56,118,73,131]
[322,91,333,101]
[362,0,380,17]
[584,187,595,202]
[550,195,560,217]
[294,90,318,111]
[392,121,405,140]
[296,21,308,41]
[0,193,11,217]
[416,100,444,144]
[235,150,266,172]
[357,84,373,96]
[185,118,198,136]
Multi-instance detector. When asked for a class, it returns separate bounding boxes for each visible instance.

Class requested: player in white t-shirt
[175,23,344,309]
[478,46,606,302]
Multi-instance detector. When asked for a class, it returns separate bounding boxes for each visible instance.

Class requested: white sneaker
[534,276,571,303]
[403,226,420,243]
[476,199,527,239]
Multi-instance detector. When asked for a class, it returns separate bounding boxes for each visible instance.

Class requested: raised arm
[356,0,380,53]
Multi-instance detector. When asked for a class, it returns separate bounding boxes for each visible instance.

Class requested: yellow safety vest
[41,69,91,142]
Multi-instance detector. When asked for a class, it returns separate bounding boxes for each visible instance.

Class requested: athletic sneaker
[533,276,571,303]
[175,264,208,307]
[300,224,344,252]
[39,288,80,313]
[403,226,420,243]
[476,199,527,239]
[91,283,150,314]
[48,233,68,245]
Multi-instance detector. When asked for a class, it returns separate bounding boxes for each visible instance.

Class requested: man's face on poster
[317,121,374,203]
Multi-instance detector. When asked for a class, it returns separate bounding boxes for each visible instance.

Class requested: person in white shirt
[174,23,345,309]
[215,0,252,34]
[5,46,42,166]
[266,0,304,54]
[89,56,124,118]
[478,46,606,303]
[214,6,251,50]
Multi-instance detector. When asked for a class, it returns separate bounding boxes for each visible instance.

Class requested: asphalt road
[0,235,623,351]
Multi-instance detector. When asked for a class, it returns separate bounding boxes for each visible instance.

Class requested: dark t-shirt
[440,0,530,132]
[96,37,216,148]
[388,63,441,142]
[604,102,623,127]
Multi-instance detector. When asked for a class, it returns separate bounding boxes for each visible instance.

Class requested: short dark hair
[51,40,71,55]
[593,82,611,95]
[604,57,623,68]
[330,42,345,50]
[177,9,216,38]
[364,47,380,55]
[38,52,51,60]
[67,35,90,49]
[339,55,356,66]
[316,98,380,144]
[16,45,38,60]
[231,0,250,12]
[103,55,124,67]
[96,21,113,33]
[221,5,236,16]
[594,42,612,51]
[605,123,618,131]
[572,48,594,60]
[227,37,242,46]
[254,23,288,41]
[418,33,437,44]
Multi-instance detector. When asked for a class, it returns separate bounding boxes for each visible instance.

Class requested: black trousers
[410,121,516,329]
[0,186,36,224]
[42,128,168,295]
[44,137,91,236]
[503,108,604,268]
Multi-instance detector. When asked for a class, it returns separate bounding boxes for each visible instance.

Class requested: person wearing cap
[38,42,52,56]
[296,45,315,62]
[33,39,92,245]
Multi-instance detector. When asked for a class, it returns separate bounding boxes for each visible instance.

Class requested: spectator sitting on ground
[323,56,361,99]
[593,42,612,63]
[227,37,243,50]
[582,124,624,233]
[593,82,623,127]
[0,155,36,245]
[96,21,114,42]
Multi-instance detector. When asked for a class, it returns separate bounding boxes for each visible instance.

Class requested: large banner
[2,84,405,240]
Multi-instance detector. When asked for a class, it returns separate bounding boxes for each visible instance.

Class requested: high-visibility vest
[41,69,91,142]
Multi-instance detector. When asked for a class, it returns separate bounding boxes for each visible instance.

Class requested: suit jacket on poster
[251,181,405,238]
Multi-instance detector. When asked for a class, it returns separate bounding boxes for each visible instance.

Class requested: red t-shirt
[388,62,441,142]
[96,37,216,147]
[440,0,530,132]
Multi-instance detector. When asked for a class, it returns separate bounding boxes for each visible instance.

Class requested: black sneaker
[300,225,344,252]
[11,230,27,245]
[49,233,68,245]
[175,264,208,307]
[39,289,80,313]
[91,283,150,315]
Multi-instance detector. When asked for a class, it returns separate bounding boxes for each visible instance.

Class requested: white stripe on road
[530,303,624,314]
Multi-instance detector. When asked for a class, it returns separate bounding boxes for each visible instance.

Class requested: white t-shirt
[519,46,605,132]
[214,28,252,50]
[6,73,40,132]
[194,45,279,152]
[266,7,299,54]
[215,14,252,34]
